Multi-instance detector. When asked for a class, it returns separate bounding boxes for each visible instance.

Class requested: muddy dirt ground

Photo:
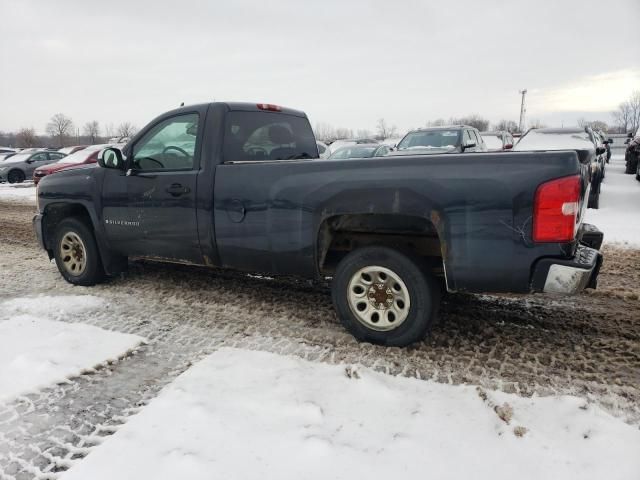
[0,199,639,478]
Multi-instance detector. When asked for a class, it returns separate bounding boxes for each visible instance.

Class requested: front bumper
[531,225,603,294]
[33,213,46,250]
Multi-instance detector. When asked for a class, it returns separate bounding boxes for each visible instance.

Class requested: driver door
[124,113,201,263]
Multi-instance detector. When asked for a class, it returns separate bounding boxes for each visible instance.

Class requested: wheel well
[42,203,93,252]
[317,214,444,277]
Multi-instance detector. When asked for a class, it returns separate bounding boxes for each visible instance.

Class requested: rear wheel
[53,218,105,286]
[7,169,25,184]
[331,246,440,347]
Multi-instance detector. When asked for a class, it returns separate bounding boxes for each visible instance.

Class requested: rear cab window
[223,111,318,162]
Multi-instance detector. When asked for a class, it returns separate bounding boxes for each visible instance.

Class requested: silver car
[0,150,67,183]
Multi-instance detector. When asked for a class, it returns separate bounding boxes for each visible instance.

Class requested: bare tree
[104,123,116,139]
[577,118,608,132]
[426,118,446,127]
[528,119,547,129]
[376,118,397,140]
[46,113,74,147]
[117,122,137,138]
[356,129,372,139]
[83,121,100,144]
[451,114,490,131]
[334,127,354,140]
[313,122,336,142]
[493,119,518,132]
[16,128,37,148]
[612,101,632,133]
[629,90,640,134]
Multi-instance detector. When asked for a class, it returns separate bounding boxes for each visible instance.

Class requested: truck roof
[409,125,474,133]
[165,102,308,118]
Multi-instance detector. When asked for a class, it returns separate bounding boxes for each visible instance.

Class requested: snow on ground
[60,348,640,480]
[585,154,640,248]
[0,295,144,403]
[0,181,36,204]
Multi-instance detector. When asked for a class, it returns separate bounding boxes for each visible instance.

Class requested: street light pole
[518,89,527,133]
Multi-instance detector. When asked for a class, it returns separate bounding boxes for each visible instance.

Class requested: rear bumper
[531,224,603,294]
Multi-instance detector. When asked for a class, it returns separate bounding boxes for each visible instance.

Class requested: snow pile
[585,155,640,247]
[0,182,37,204]
[0,295,144,403]
[61,348,640,480]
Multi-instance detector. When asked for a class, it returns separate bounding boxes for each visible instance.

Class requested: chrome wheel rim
[59,232,87,276]
[347,265,411,331]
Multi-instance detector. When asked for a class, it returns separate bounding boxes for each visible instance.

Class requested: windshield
[329,146,377,159]
[513,131,594,151]
[397,130,460,149]
[1,153,30,162]
[482,135,503,150]
[223,111,318,162]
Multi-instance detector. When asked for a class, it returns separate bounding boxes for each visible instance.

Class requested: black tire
[588,182,600,209]
[7,169,25,184]
[636,161,640,182]
[53,218,105,286]
[626,155,638,174]
[331,246,441,347]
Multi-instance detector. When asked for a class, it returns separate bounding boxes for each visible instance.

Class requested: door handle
[166,183,191,196]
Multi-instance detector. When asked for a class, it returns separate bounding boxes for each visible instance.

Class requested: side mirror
[504,143,513,150]
[25,159,34,164]
[596,147,606,155]
[607,138,613,144]
[98,147,125,170]
[462,143,476,151]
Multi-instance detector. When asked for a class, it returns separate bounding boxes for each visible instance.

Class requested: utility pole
[518,89,527,133]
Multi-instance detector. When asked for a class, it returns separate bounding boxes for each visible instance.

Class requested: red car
[33,145,109,185]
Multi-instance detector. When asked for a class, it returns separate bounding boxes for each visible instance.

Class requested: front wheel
[53,218,105,286]
[331,246,441,347]
[7,169,25,184]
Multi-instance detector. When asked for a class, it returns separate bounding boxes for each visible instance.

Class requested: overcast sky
[1,0,638,135]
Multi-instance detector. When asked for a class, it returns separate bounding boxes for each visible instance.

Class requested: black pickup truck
[34,102,604,346]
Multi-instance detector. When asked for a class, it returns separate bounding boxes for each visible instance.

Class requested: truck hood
[36,162,95,175]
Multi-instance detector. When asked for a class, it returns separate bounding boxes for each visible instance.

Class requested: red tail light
[257,103,282,112]
[533,175,581,243]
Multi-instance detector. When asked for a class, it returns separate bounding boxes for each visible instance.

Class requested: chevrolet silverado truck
[34,102,604,346]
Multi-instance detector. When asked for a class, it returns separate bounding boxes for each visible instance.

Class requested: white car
[316,141,331,159]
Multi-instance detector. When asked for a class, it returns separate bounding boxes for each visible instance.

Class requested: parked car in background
[624,133,640,178]
[480,131,514,151]
[316,141,331,159]
[329,138,379,153]
[393,126,487,155]
[57,145,88,155]
[0,147,17,155]
[33,144,111,185]
[328,143,391,159]
[513,127,604,208]
[594,131,612,163]
[0,152,18,161]
[0,150,66,183]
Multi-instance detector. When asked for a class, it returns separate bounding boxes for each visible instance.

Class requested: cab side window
[463,130,475,146]
[132,113,199,171]
[31,152,49,161]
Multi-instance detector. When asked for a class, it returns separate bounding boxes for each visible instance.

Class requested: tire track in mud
[1,199,639,478]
